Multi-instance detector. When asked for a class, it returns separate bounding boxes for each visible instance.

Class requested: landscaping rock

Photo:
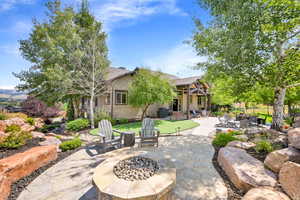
[0,145,57,182]
[39,136,61,151]
[0,145,57,200]
[264,147,300,173]
[33,118,44,129]
[0,174,11,200]
[4,117,25,127]
[48,117,64,124]
[273,134,288,147]
[245,128,263,138]
[294,117,300,128]
[288,128,300,149]
[20,124,35,132]
[0,121,6,132]
[279,161,300,200]
[31,131,45,139]
[218,147,277,192]
[242,187,290,200]
[227,141,256,150]
[235,135,249,141]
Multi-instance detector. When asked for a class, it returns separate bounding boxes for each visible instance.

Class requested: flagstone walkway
[17,118,227,200]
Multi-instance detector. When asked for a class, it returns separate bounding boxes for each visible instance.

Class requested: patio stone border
[93,151,176,200]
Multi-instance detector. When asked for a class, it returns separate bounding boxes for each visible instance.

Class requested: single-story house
[83,67,211,120]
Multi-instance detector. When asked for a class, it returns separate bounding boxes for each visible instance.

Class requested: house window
[197,96,202,105]
[115,90,128,105]
[105,93,111,105]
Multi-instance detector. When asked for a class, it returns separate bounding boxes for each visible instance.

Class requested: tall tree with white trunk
[193,0,300,130]
[15,0,109,128]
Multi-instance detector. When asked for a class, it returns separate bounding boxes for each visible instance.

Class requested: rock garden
[212,126,300,200]
[0,109,94,200]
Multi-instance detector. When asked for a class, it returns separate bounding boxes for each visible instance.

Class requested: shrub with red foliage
[21,96,61,118]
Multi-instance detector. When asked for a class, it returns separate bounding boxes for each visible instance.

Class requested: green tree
[128,69,176,120]
[193,0,300,130]
[14,0,109,128]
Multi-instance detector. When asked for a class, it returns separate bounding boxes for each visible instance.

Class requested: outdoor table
[123,132,135,147]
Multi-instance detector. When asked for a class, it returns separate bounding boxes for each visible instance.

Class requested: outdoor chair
[139,118,160,147]
[98,120,124,150]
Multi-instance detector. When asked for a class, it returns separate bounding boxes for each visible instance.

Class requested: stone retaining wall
[0,145,57,200]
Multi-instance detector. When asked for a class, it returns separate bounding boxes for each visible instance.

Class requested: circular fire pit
[93,152,176,200]
[114,156,159,181]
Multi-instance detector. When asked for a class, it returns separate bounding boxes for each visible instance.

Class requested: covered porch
[172,77,211,119]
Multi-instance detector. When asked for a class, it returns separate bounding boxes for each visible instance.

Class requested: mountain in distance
[0,89,27,101]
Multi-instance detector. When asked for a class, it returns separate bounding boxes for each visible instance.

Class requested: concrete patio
[17,118,227,200]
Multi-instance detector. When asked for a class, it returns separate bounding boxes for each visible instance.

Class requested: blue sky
[0,0,210,89]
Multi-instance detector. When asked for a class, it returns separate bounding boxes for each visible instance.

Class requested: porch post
[207,94,211,111]
[111,86,114,119]
[187,85,191,119]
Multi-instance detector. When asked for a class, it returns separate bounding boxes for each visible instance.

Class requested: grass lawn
[90,119,200,136]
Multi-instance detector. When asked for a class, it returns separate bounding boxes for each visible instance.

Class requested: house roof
[105,67,131,81]
[106,67,205,87]
[173,76,203,86]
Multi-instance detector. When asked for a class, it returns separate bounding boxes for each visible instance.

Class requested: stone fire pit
[93,152,176,200]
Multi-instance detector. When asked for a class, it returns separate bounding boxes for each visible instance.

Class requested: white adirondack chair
[139,118,160,147]
[98,120,124,149]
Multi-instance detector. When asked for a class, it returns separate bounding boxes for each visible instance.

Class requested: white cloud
[0,0,35,12]
[0,85,16,90]
[143,43,206,77]
[92,0,186,31]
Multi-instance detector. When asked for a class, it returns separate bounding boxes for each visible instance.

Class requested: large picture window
[115,90,128,105]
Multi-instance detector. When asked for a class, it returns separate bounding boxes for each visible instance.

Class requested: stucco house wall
[94,74,168,119]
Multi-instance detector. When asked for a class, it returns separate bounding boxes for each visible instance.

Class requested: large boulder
[31,131,45,139]
[0,174,11,200]
[242,187,290,200]
[39,136,61,151]
[0,121,6,132]
[294,117,300,128]
[0,145,57,200]
[218,147,277,192]
[288,128,300,149]
[245,128,263,139]
[33,118,44,129]
[0,145,57,183]
[227,141,256,150]
[4,117,25,127]
[279,161,300,200]
[264,147,300,173]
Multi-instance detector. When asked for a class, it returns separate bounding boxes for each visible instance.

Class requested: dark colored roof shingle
[106,67,203,87]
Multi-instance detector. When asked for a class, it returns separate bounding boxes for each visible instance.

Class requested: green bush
[284,117,294,126]
[66,118,90,131]
[38,123,61,133]
[59,137,82,152]
[26,117,35,125]
[255,140,273,153]
[0,131,32,148]
[0,113,7,120]
[212,111,224,117]
[212,133,239,147]
[94,111,111,127]
[118,118,129,124]
[5,124,21,133]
